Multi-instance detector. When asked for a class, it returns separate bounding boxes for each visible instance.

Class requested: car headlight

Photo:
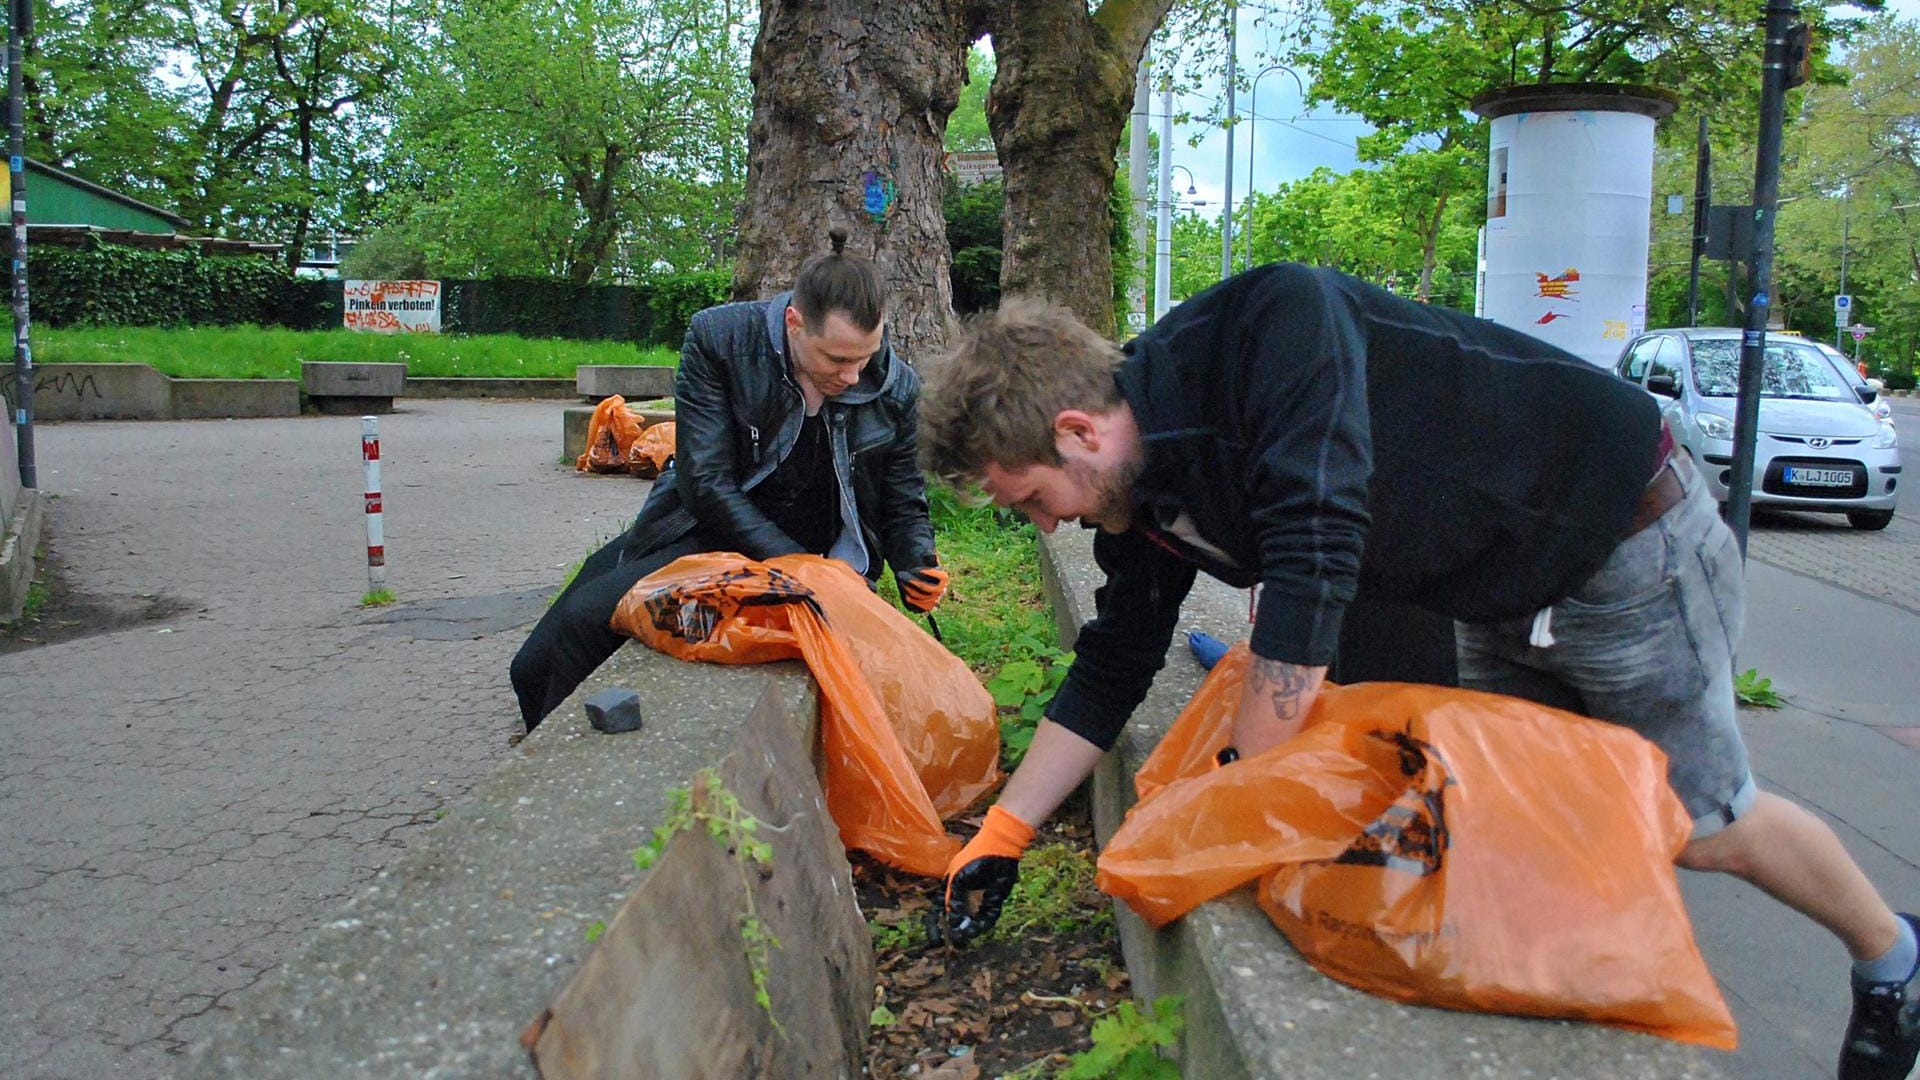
[1695,412,1736,440]
[1874,422,1898,450]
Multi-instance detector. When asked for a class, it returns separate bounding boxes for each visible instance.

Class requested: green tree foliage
[1773,14,1920,377]
[1647,15,1920,378]
[23,0,399,257]
[946,45,995,154]
[373,0,751,283]
[945,178,1005,314]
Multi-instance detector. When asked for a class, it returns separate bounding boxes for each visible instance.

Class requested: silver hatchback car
[1613,328,1900,530]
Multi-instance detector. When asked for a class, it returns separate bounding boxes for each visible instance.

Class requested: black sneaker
[1839,913,1920,1080]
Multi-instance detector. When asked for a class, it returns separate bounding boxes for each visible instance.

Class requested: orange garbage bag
[1096,644,1736,1049]
[626,422,676,479]
[577,395,643,474]
[610,553,1001,876]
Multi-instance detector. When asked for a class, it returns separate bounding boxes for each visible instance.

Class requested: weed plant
[23,322,675,380]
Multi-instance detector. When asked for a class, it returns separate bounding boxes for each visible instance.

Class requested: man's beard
[1071,452,1144,534]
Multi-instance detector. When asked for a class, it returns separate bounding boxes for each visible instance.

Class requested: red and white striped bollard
[362,415,385,591]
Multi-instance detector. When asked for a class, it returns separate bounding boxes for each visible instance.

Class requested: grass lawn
[16,322,676,380]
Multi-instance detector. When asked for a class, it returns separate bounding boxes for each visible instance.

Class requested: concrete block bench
[302,361,407,415]
[1037,526,1727,1079]
[182,644,851,1077]
[576,365,674,402]
[0,363,299,420]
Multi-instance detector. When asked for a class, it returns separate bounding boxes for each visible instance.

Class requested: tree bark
[735,1,968,360]
[977,0,1171,334]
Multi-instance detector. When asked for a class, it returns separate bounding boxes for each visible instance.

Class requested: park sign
[948,151,1003,187]
[343,280,442,334]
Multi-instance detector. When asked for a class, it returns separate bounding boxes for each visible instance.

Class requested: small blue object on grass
[1187,630,1228,670]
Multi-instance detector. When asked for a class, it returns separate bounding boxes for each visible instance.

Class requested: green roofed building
[4,159,279,256]
[10,159,188,232]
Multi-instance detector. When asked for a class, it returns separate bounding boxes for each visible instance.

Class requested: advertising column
[1471,84,1676,368]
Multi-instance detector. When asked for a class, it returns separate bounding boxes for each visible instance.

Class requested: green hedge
[14,240,296,328]
[8,241,730,349]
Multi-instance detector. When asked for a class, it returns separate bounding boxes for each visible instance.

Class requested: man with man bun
[511,230,949,729]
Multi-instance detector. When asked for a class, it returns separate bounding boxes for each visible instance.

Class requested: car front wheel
[1847,509,1895,531]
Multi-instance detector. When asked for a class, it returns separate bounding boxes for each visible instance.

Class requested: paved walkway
[2,396,1913,1078]
[0,401,643,1079]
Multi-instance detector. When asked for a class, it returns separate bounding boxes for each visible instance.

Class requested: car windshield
[1689,339,1854,400]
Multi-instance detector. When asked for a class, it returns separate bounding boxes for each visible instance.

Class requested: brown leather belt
[1626,453,1688,536]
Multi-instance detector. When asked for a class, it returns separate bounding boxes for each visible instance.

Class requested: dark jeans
[509,531,709,730]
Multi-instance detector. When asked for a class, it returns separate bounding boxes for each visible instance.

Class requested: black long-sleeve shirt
[1047,264,1661,751]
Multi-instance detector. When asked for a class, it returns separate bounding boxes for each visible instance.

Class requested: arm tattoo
[1247,657,1318,726]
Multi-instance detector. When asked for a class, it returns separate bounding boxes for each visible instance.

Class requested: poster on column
[343,280,442,334]
[1481,109,1657,368]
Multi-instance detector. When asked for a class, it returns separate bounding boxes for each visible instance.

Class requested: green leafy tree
[377,0,750,282]
[946,45,995,154]
[20,0,194,203]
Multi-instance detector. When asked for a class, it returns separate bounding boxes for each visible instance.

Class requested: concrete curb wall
[407,377,575,399]
[1,363,299,420]
[3,365,663,422]
[1036,525,1726,1079]
[184,646,831,1078]
[0,486,46,623]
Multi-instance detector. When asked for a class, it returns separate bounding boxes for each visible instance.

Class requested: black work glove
[930,805,1034,946]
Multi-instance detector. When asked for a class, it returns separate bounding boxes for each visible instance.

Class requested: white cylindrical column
[1471,85,1675,367]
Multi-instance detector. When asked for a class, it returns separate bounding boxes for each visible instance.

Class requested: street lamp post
[1245,65,1306,272]
[1154,166,1198,321]
[1221,4,1237,280]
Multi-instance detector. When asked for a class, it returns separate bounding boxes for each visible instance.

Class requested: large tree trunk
[979,0,1171,334]
[735,1,967,360]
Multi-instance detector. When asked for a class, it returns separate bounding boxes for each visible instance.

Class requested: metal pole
[1220,3,1236,280]
[1687,115,1709,327]
[1129,51,1152,334]
[1725,0,1801,556]
[1155,84,1173,321]
[1836,190,1848,350]
[8,0,34,489]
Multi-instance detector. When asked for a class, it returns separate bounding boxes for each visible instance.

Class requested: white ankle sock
[1854,916,1919,986]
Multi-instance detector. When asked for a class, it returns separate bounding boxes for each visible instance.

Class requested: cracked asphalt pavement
[1,401,643,1079]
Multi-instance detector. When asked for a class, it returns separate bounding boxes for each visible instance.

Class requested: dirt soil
[0,525,194,654]
[857,803,1129,1080]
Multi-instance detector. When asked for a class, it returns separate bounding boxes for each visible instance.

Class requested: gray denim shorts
[1455,460,1756,838]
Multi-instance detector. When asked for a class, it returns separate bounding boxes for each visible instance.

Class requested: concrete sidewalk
[0,401,645,1079]
[1681,557,1920,1079]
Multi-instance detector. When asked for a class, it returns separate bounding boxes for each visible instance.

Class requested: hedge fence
[4,238,731,349]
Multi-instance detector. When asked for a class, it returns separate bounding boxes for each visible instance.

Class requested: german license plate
[1784,466,1853,487]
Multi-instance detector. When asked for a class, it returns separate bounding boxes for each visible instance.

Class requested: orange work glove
[935,805,1034,945]
[899,565,951,613]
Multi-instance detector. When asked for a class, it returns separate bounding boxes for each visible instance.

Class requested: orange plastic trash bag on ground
[610,553,1001,876]
[577,395,643,474]
[1096,644,1736,1049]
[626,421,676,479]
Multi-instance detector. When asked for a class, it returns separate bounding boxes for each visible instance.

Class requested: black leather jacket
[621,293,936,581]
